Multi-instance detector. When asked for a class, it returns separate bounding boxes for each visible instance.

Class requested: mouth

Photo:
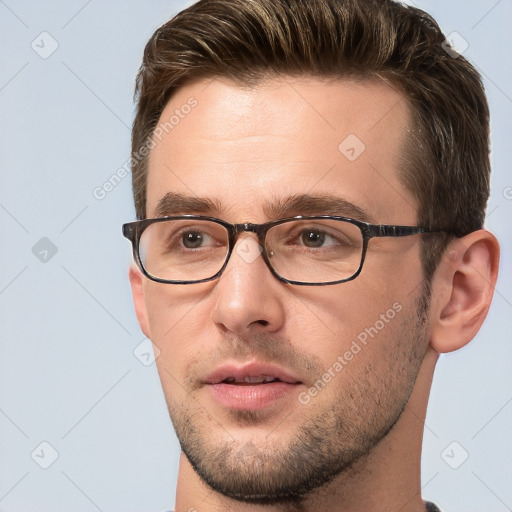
[204,363,302,411]
[220,375,285,385]
[205,362,301,386]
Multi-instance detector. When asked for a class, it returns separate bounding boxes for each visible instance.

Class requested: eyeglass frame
[122,214,442,286]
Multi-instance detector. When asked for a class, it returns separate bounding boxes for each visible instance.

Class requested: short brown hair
[131,0,490,281]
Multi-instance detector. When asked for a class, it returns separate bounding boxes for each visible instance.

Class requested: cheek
[144,279,211,333]
[144,284,213,371]
[291,278,403,339]
[286,267,420,384]
[300,299,422,416]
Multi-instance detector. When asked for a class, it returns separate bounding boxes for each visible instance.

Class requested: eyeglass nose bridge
[221,222,276,275]
[228,222,268,246]
[232,222,262,234]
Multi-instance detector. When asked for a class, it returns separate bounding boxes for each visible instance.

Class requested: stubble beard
[163,291,430,506]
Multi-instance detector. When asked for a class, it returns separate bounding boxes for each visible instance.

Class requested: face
[131,76,431,504]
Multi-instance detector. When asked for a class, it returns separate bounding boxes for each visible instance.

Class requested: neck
[174,348,438,512]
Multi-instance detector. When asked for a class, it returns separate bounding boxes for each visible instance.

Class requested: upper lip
[204,362,302,385]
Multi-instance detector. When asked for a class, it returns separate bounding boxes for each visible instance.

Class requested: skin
[129,76,499,512]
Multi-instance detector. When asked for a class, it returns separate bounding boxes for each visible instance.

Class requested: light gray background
[0,1,510,511]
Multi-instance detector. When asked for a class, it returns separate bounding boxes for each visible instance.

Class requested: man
[123,0,500,510]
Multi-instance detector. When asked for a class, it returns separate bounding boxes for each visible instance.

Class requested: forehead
[146,76,417,224]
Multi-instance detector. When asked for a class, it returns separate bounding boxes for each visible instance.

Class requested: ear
[429,229,500,353]
[128,264,152,339]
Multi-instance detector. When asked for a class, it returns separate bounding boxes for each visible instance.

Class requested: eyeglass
[122,215,438,286]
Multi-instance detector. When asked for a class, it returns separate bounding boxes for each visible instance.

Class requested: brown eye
[182,231,205,248]
[301,231,325,247]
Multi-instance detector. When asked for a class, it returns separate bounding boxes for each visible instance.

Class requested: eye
[160,221,228,254]
[182,231,208,248]
[300,230,331,247]
[298,229,345,248]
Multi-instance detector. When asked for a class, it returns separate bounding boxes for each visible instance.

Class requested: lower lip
[207,382,299,410]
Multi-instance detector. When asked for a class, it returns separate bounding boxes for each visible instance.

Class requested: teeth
[243,375,277,383]
[223,375,278,384]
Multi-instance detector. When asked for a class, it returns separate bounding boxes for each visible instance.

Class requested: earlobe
[128,264,152,338]
[429,230,500,353]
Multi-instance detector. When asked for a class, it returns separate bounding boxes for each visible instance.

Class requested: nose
[210,235,286,336]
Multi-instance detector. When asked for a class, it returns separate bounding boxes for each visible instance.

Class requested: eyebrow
[264,194,374,223]
[154,192,224,218]
[153,192,373,223]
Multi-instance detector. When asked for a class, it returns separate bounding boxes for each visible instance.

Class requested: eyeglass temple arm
[367,224,439,238]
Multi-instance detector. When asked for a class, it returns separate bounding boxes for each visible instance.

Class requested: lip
[204,362,302,411]
[204,362,301,385]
